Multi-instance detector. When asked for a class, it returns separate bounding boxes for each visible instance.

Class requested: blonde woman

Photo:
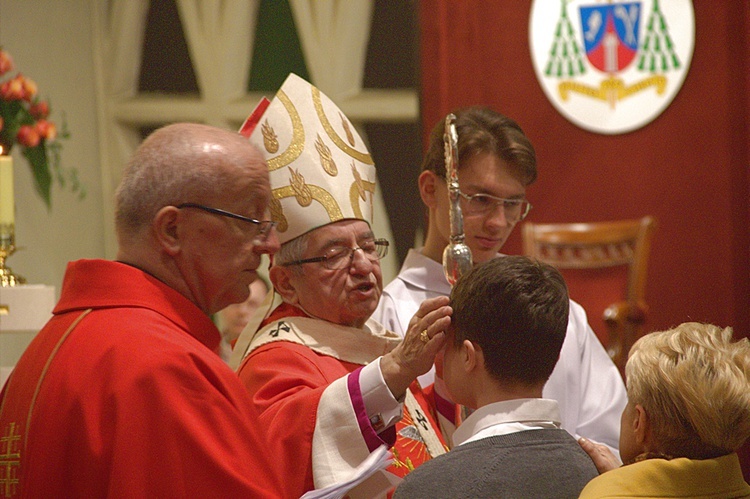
[579,322,750,498]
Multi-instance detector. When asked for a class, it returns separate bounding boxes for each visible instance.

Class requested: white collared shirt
[452,398,562,447]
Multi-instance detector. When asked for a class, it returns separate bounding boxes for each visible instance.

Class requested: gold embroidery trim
[0,309,91,498]
[272,184,343,230]
[349,167,376,220]
[24,309,92,452]
[0,422,21,497]
[268,196,287,233]
[260,120,279,154]
[340,111,355,146]
[311,86,374,165]
[267,89,305,172]
[315,134,337,176]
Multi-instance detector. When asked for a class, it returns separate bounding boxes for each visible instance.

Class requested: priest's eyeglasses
[177,203,277,243]
[457,190,532,222]
[281,239,389,270]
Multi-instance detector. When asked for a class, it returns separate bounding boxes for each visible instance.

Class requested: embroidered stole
[238,306,449,479]
[389,381,448,479]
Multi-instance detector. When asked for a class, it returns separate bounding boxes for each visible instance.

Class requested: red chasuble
[236,303,448,498]
[0,260,280,498]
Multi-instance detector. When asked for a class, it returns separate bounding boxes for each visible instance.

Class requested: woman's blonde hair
[626,322,750,459]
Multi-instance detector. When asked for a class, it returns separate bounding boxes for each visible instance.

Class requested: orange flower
[0,76,25,100]
[29,100,49,119]
[16,124,40,148]
[0,50,13,76]
[20,75,37,102]
[0,46,78,208]
[35,119,56,140]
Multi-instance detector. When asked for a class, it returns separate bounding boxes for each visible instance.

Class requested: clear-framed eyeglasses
[281,238,389,270]
[457,190,532,222]
[177,203,277,243]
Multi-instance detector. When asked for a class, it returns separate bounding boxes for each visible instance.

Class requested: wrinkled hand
[578,437,621,474]
[380,296,451,399]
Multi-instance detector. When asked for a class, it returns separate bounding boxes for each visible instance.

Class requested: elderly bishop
[231,74,452,498]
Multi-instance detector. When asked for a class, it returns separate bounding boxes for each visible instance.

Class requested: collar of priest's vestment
[242,314,401,366]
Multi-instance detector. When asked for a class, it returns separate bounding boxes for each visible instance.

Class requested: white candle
[0,155,14,226]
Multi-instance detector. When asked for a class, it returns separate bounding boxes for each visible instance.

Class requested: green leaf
[22,143,52,209]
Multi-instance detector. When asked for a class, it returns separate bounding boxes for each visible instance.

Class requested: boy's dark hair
[449,256,569,385]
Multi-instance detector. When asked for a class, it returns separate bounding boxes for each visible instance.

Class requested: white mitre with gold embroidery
[239,73,376,245]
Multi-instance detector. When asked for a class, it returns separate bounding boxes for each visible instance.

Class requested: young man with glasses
[230,74,452,498]
[372,106,628,455]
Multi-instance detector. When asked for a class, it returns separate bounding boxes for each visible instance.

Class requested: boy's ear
[418,170,439,209]
[462,339,479,374]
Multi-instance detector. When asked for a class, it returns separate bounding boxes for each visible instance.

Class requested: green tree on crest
[637,0,681,72]
[544,0,586,78]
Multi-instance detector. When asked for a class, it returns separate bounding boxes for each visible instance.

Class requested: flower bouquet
[0,47,83,208]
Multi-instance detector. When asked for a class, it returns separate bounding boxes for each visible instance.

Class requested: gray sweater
[393,429,599,499]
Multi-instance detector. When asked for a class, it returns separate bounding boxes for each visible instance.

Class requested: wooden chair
[522,216,657,378]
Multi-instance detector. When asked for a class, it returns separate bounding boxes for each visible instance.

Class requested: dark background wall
[418,0,749,479]
[419,0,749,340]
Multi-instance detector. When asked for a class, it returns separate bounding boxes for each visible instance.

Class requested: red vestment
[0,260,279,498]
[236,303,448,498]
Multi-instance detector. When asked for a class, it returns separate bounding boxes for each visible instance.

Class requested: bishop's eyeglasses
[281,238,389,270]
[177,203,277,243]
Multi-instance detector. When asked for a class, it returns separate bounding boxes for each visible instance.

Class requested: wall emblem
[530,0,694,134]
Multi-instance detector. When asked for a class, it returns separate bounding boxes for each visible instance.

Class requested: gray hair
[274,231,311,276]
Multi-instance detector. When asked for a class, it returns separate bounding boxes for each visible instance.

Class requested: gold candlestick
[0,153,25,286]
